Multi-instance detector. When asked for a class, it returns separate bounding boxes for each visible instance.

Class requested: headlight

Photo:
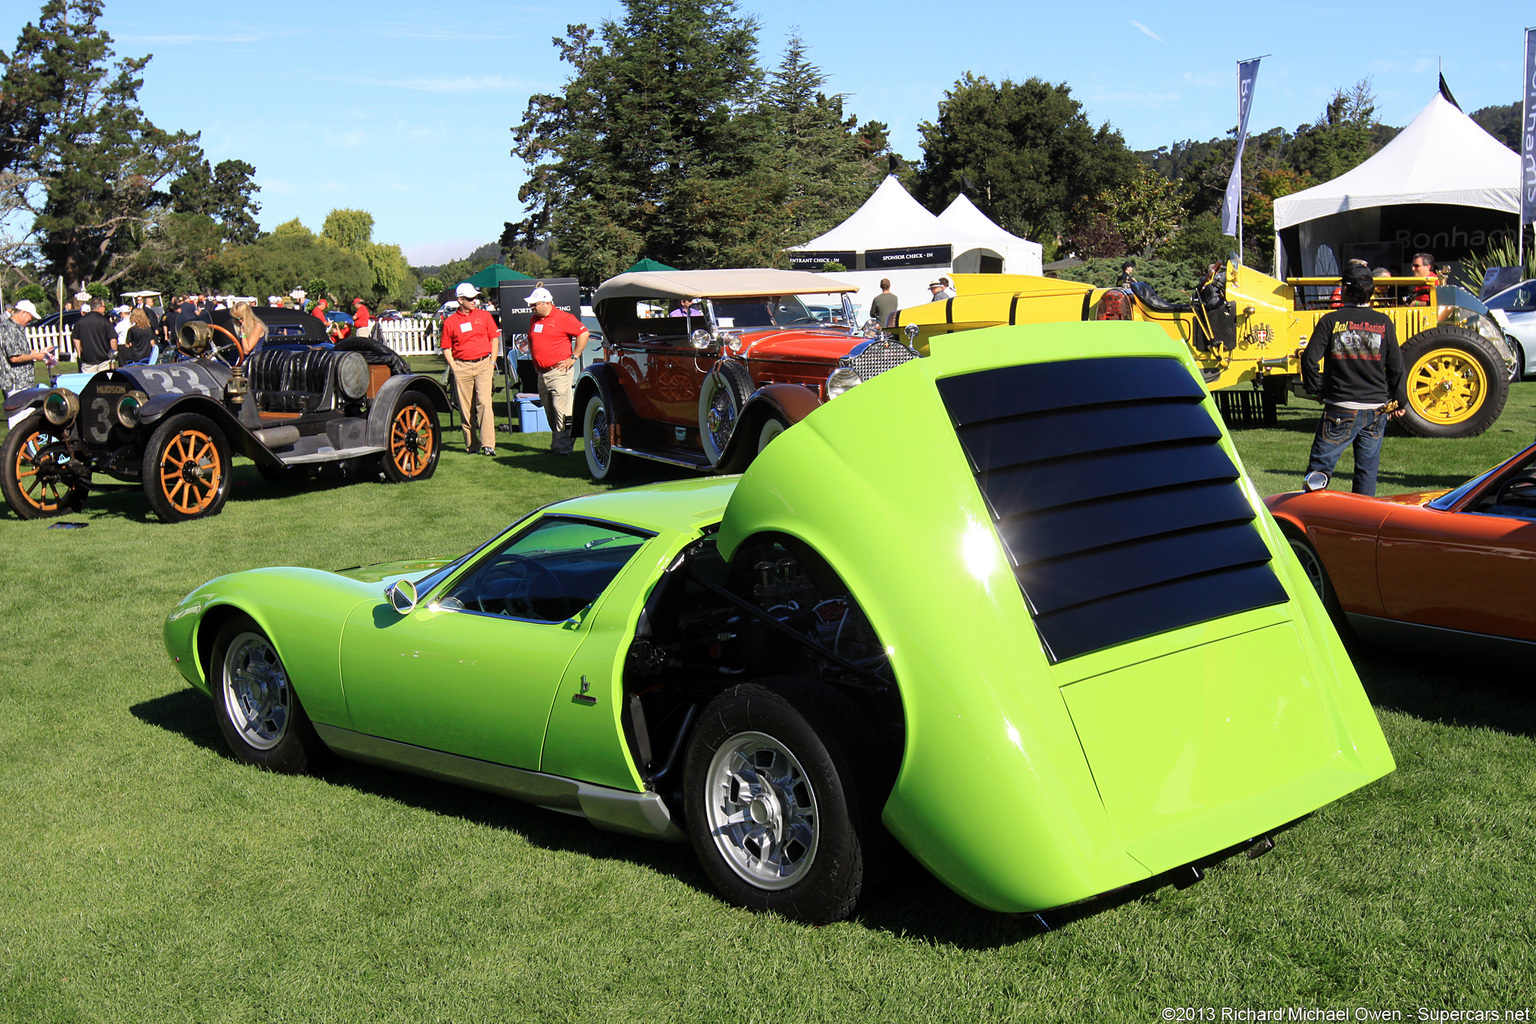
[42,389,79,425]
[116,390,149,428]
[825,366,862,399]
[689,328,716,351]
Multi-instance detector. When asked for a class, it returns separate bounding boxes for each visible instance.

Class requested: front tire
[2,413,89,519]
[141,413,231,522]
[582,390,628,483]
[381,396,440,482]
[1283,528,1347,632]
[210,613,323,773]
[683,679,870,924]
[1398,326,1508,438]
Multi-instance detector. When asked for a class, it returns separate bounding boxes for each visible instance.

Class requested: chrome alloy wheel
[220,631,292,751]
[702,730,820,890]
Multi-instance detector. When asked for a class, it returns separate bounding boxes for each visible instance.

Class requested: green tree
[125,210,223,295]
[3,0,201,288]
[213,227,372,303]
[1286,79,1393,184]
[1470,101,1521,151]
[322,208,375,253]
[1098,164,1184,257]
[513,0,778,282]
[759,35,892,251]
[419,276,444,297]
[169,157,260,243]
[1159,212,1235,272]
[914,74,1137,241]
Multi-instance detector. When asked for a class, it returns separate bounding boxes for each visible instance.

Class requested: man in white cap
[2,300,56,424]
[525,285,588,456]
[439,282,501,455]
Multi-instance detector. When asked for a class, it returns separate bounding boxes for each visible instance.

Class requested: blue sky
[55,1,1536,265]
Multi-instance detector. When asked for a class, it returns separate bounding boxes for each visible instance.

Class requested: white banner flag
[1220,58,1261,238]
[1521,28,1535,230]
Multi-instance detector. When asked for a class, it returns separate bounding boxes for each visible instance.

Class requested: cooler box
[517,395,549,432]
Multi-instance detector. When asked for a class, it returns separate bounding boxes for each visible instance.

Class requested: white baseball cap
[524,287,554,304]
[14,299,39,318]
[455,282,478,299]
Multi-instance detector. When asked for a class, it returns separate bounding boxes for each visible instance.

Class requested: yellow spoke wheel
[141,412,231,522]
[1406,347,1483,426]
[1396,326,1508,439]
[381,397,440,482]
[1,414,88,518]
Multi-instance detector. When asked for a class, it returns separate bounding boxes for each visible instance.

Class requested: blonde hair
[129,308,150,330]
[231,301,267,354]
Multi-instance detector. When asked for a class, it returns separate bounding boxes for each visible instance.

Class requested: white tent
[937,194,1044,277]
[1273,93,1521,276]
[789,176,1042,311]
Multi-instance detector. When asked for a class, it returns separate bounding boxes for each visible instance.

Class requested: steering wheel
[480,555,567,619]
[1494,472,1536,508]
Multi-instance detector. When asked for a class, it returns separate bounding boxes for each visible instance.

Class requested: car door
[1375,502,1536,642]
[337,516,653,770]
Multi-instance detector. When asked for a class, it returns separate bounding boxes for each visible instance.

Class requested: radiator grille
[936,357,1287,662]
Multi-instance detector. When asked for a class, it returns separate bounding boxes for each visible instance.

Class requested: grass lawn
[1,378,1534,1022]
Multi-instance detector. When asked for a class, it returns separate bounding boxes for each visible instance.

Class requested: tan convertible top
[594,268,857,304]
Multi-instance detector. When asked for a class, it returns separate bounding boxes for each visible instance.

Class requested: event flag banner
[1220,57,1262,241]
[1523,28,1535,233]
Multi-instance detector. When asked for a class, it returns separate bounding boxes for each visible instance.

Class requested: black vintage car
[2,306,449,522]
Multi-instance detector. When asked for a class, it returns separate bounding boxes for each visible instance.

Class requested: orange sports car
[1264,445,1536,659]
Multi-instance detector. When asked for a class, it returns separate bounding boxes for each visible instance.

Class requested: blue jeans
[1307,405,1387,495]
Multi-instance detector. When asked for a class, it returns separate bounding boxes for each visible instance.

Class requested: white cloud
[118,33,262,45]
[1130,21,1164,43]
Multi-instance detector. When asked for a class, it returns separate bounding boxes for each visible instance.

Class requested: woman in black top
[120,308,156,364]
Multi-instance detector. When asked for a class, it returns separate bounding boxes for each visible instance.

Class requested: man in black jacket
[1301,263,1406,496]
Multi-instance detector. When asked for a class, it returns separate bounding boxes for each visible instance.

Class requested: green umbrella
[622,258,679,273]
[464,264,536,290]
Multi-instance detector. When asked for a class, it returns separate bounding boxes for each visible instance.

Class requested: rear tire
[381,395,440,482]
[582,389,628,483]
[683,678,872,924]
[1398,326,1508,438]
[699,362,753,466]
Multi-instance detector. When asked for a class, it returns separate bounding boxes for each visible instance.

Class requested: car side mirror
[385,578,419,615]
[1302,471,1330,493]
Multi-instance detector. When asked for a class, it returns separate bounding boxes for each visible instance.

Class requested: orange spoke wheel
[141,413,232,522]
[1,414,88,519]
[381,397,440,483]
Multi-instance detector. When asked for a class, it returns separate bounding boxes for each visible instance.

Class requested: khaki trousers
[452,355,496,451]
[537,361,576,454]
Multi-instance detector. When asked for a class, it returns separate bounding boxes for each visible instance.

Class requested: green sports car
[164,320,1394,924]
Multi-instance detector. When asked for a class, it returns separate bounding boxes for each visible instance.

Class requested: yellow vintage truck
[895,264,1516,438]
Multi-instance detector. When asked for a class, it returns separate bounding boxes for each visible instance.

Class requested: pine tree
[2,0,200,288]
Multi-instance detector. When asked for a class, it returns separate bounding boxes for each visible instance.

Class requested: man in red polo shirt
[526,286,588,456]
[440,282,501,455]
[352,297,373,337]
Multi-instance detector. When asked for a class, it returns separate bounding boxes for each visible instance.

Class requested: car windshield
[710,293,846,329]
[1485,281,1536,312]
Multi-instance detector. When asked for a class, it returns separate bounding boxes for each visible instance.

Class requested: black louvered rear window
[936,357,1287,662]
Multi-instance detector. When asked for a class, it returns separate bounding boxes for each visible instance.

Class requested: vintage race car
[577,268,916,482]
[164,320,1392,923]
[3,306,449,523]
[897,265,1517,439]
[1266,443,1536,660]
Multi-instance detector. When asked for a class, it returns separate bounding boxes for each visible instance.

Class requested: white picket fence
[24,317,443,362]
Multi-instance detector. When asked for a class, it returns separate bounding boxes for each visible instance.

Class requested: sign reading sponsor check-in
[864,245,952,269]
